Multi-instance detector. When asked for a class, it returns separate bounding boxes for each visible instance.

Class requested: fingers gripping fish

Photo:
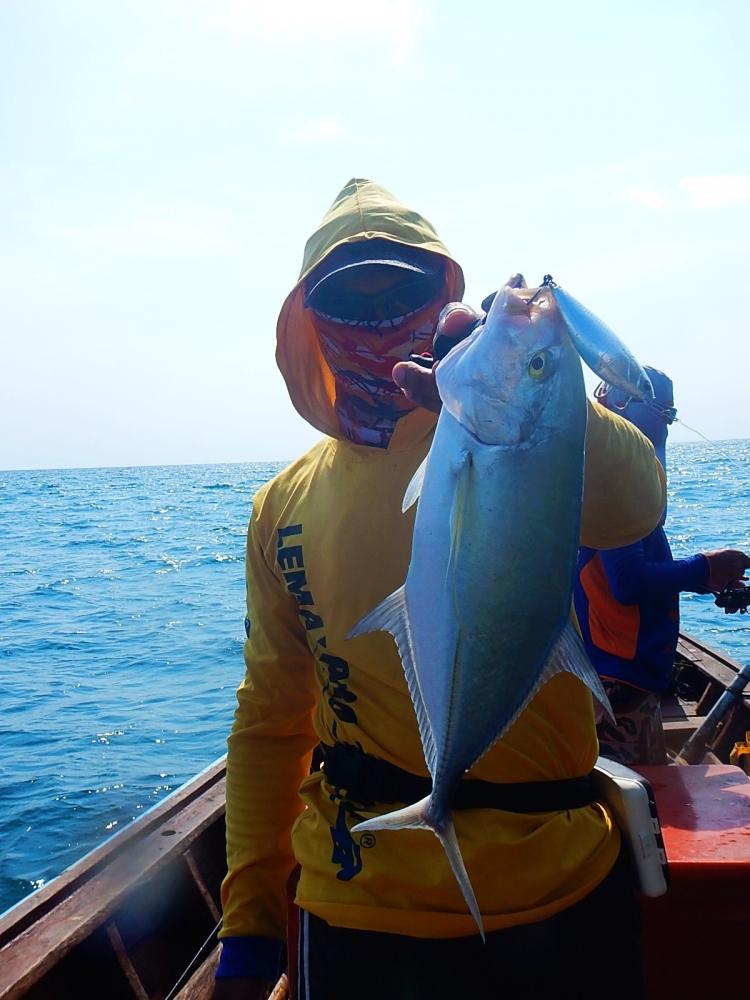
[348,283,614,937]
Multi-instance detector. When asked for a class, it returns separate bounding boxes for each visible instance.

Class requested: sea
[2,442,750,916]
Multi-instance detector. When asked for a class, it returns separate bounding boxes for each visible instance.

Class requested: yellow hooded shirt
[220,179,666,941]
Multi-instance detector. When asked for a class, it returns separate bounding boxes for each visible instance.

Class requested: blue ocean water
[2,444,750,915]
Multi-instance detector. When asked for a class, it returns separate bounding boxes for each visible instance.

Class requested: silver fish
[544,278,654,403]
[349,283,611,936]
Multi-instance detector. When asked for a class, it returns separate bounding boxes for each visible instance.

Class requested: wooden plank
[171,951,289,1000]
[677,633,750,712]
[660,695,699,722]
[663,720,702,753]
[173,945,221,1000]
[185,850,222,923]
[107,921,150,1000]
[663,719,700,734]
[677,634,745,686]
[270,974,290,1000]
[0,777,226,1000]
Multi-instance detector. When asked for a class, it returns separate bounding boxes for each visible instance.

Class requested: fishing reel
[714,584,750,614]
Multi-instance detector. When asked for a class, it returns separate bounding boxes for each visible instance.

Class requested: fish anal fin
[534,620,614,720]
[352,795,431,834]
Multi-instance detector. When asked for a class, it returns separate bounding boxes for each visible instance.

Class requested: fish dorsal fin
[402,456,428,513]
[347,587,437,775]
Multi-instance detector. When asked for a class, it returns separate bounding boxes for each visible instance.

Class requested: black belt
[316,743,595,813]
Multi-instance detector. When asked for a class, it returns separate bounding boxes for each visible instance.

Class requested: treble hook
[527,274,557,306]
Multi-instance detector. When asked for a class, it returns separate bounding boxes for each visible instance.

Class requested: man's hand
[392,360,442,413]
[704,549,750,591]
[392,302,482,413]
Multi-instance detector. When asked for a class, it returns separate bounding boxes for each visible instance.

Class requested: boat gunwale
[0,756,226,947]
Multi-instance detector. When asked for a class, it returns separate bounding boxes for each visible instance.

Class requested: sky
[1,0,748,470]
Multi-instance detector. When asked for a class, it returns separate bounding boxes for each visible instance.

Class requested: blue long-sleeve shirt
[575,527,709,692]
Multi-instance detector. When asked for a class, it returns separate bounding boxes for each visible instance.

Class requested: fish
[543,277,654,403]
[348,281,613,937]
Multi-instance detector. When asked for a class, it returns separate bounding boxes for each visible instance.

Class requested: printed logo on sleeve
[277,524,358,724]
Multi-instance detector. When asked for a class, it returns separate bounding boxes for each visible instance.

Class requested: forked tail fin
[351,795,485,940]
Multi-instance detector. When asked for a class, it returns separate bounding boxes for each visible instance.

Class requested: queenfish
[349,281,638,936]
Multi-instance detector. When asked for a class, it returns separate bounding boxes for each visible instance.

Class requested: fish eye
[528,350,552,379]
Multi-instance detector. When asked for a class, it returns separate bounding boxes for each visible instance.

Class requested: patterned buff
[314,299,443,448]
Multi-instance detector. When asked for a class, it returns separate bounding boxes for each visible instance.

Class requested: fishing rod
[678,655,750,764]
[676,585,750,763]
[714,584,750,615]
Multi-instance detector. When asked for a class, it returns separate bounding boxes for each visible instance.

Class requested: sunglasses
[649,400,678,425]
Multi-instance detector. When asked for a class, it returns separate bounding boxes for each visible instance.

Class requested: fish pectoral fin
[402,456,428,512]
[536,620,615,721]
[353,802,485,940]
[347,588,438,773]
[447,450,472,596]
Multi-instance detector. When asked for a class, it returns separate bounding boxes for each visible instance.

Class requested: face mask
[313,299,442,447]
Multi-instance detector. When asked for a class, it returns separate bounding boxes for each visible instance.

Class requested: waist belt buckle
[323,744,364,798]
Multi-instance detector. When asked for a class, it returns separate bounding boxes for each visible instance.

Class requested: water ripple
[0,460,284,914]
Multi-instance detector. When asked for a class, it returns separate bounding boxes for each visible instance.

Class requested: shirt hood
[276,178,465,441]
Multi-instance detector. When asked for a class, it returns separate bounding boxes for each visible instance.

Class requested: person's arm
[214,496,319,995]
[597,539,709,605]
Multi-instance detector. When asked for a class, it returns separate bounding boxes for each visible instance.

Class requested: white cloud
[680,175,750,209]
[616,175,750,212]
[616,187,670,210]
[561,240,695,294]
[284,117,345,145]
[48,207,239,257]
[177,0,429,62]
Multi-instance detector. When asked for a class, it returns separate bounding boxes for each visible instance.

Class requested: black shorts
[294,851,645,1000]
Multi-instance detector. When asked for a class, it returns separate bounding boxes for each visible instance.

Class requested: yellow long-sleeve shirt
[220,178,666,944]
[221,403,665,941]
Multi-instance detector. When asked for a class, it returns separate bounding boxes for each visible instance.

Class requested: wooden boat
[2,631,749,1000]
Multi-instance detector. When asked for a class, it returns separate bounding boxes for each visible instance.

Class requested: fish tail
[351,797,485,940]
[436,814,485,941]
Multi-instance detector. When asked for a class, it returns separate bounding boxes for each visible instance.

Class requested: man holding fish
[213,178,665,999]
